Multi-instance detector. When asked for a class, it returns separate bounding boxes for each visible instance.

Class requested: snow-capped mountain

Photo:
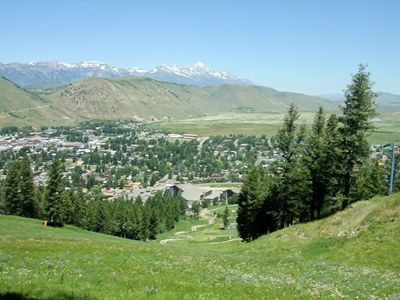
[128,62,253,86]
[0,61,254,87]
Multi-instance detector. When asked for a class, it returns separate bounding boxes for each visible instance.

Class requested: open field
[148,111,317,137]
[1,193,400,299]
[148,111,400,144]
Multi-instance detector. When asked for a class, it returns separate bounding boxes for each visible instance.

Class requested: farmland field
[148,111,400,144]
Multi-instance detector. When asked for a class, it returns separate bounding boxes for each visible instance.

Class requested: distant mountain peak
[0,60,255,87]
[27,61,41,65]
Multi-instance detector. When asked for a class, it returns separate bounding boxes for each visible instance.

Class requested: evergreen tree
[352,161,388,200]
[71,188,87,228]
[0,181,6,215]
[150,174,157,186]
[140,204,151,240]
[191,201,201,218]
[19,159,36,218]
[222,206,230,229]
[303,108,341,219]
[59,190,74,224]
[3,160,22,215]
[323,113,342,212]
[86,199,106,232]
[237,166,273,242]
[274,103,309,227]
[338,64,378,208]
[43,159,64,224]
[148,207,160,239]
[34,184,45,219]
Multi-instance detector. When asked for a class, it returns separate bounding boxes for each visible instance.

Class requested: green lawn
[1,194,400,299]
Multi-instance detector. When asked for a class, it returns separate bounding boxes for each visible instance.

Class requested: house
[183,134,199,140]
[167,134,183,139]
[219,188,241,204]
[102,189,115,197]
[0,145,12,153]
[33,170,43,178]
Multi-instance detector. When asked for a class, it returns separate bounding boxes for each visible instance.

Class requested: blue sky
[1,0,399,95]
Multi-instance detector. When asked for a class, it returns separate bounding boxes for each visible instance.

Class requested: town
[1,120,396,211]
[0,121,282,207]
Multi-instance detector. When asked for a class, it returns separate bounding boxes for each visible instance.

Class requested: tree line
[237,65,395,242]
[0,159,187,241]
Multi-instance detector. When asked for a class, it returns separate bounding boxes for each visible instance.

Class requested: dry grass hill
[0,77,85,129]
[47,77,338,121]
[5,75,400,131]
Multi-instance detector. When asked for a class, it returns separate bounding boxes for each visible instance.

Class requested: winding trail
[159,231,193,244]
[159,208,241,245]
[191,225,207,231]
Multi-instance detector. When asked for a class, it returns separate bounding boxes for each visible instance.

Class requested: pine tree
[3,160,22,215]
[237,166,273,242]
[191,201,201,218]
[222,206,230,229]
[274,103,309,227]
[150,174,157,186]
[338,64,378,208]
[352,161,388,200]
[59,190,74,224]
[148,207,160,239]
[71,188,87,228]
[19,159,36,218]
[43,159,64,225]
[86,199,106,232]
[34,184,45,219]
[303,108,341,219]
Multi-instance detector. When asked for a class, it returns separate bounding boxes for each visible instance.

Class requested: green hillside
[203,84,337,112]
[0,77,86,129]
[0,77,50,112]
[1,193,399,299]
[46,77,339,121]
[2,75,400,139]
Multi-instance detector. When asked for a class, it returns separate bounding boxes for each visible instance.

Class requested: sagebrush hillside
[48,77,338,121]
[0,75,340,128]
[0,77,85,129]
[1,193,399,299]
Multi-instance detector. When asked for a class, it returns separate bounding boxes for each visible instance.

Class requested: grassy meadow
[148,111,317,137]
[148,110,400,144]
[1,194,400,299]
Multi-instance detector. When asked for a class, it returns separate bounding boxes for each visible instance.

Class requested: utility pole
[389,141,396,196]
[383,141,396,196]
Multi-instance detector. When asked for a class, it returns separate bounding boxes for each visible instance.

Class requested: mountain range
[0,61,254,88]
[1,60,399,130]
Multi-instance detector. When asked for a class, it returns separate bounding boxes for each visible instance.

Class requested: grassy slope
[1,75,399,142]
[46,77,339,121]
[0,77,49,112]
[1,194,400,299]
[0,77,86,129]
[203,84,338,112]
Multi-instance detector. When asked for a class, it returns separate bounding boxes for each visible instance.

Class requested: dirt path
[159,231,193,244]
